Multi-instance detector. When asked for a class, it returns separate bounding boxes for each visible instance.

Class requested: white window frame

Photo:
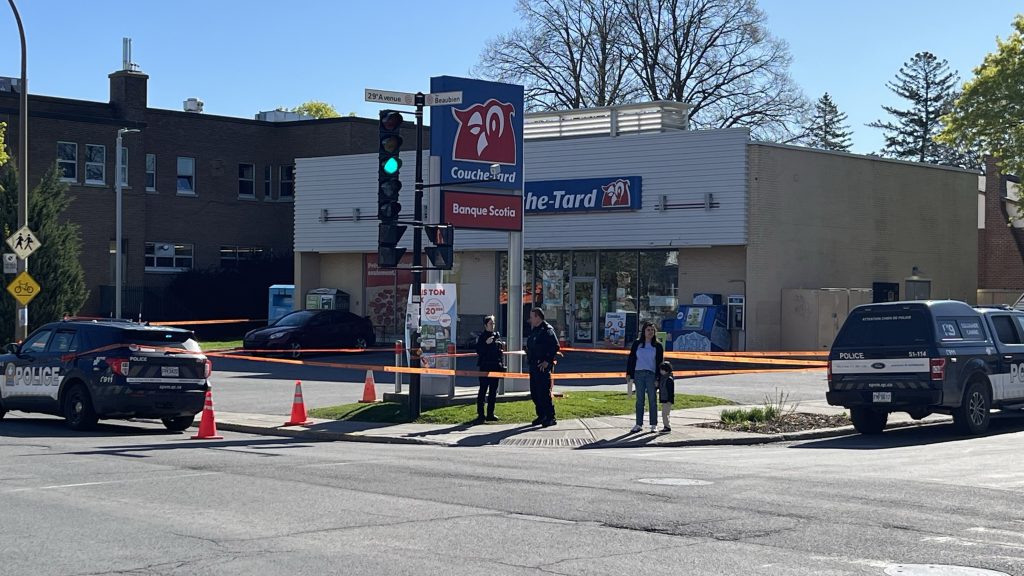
[264,165,272,198]
[85,144,106,185]
[238,163,255,198]
[145,153,157,192]
[144,242,194,272]
[220,245,264,268]
[57,141,77,182]
[279,165,294,199]
[119,146,129,187]
[176,156,196,195]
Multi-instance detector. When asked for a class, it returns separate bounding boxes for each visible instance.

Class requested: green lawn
[308,391,731,425]
[201,340,242,351]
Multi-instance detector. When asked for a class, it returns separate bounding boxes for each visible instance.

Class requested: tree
[868,51,978,168]
[802,93,853,151]
[0,163,88,343]
[939,15,1024,179]
[291,100,340,119]
[0,122,8,166]
[475,0,808,141]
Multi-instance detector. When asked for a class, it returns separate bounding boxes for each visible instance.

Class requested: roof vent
[183,98,204,113]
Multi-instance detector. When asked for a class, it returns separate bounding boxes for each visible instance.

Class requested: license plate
[872,392,892,403]
[161,366,180,377]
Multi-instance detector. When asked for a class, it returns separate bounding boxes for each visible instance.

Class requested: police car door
[1,327,58,411]
[991,315,1024,402]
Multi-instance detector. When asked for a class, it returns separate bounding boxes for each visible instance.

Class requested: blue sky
[0,0,1019,154]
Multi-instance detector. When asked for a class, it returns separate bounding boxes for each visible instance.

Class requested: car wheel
[162,415,195,432]
[355,337,369,350]
[289,342,302,359]
[0,398,7,420]
[63,384,99,431]
[850,407,887,435]
[954,378,991,435]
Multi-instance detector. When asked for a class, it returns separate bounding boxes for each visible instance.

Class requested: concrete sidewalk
[209,401,952,448]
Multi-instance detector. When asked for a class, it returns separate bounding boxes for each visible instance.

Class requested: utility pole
[115,128,140,319]
[408,92,426,420]
[8,0,28,340]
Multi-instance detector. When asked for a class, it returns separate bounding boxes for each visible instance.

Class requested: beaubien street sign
[365,89,463,107]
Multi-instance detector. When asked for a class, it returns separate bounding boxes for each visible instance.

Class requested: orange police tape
[558,346,827,367]
[203,350,826,381]
[149,318,264,326]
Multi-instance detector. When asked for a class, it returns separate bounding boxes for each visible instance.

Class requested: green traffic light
[383,157,400,175]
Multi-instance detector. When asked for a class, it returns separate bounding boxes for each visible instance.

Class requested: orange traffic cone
[191,389,224,440]
[359,370,378,403]
[284,380,313,426]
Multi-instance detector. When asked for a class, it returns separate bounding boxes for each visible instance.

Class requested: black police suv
[828,300,1024,435]
[0,319,211,431]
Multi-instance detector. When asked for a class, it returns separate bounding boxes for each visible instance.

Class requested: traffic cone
[191,389,223,440]
[359,370,378,403]
[284,380,313,426]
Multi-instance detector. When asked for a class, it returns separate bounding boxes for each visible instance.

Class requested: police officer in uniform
[526,308,560,427]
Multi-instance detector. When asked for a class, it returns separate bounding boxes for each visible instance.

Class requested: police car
[0,319,211,431]
[828,300,1024,435]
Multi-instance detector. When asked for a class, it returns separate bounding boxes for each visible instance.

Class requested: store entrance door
[570,278,597,345]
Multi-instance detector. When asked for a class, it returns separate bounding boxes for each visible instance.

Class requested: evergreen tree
[802,93,853,151]
[0,163,88,343]
[868,51,979,169]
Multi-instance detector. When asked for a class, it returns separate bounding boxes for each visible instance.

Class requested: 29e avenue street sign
[364,89,463,107]
[442,190,523,231]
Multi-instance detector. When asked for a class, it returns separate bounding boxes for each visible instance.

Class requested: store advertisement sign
[604,312,627,348]
[405,283,457,369]
[525,176,642,214]
[430,76,524,191]
[442,190,523,231]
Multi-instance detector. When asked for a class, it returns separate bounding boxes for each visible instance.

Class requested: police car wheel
[954,378,991,435]
[63,384,99,431]
[850,407,887,435]
[162,416,194,432]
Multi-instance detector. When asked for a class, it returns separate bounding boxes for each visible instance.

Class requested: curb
[214,421,455,447]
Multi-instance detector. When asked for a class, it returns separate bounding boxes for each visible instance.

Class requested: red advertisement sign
[442,190,523,231]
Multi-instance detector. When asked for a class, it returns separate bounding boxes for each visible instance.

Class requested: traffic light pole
[409,92,426,420]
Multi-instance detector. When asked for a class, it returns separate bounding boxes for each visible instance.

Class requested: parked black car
[243,309,376,358]
[0,319,211,431]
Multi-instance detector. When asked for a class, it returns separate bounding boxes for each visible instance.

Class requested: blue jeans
[634,370,657,427]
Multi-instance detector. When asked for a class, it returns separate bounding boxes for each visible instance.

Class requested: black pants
[529,369,555,422]
[477,376,499,417]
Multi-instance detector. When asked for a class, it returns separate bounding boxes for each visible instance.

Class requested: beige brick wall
[677,246,747,304]
[747,144,978,350]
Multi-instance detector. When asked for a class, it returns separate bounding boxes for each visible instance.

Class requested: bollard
[394,340,404,394]
[447,343,457,399]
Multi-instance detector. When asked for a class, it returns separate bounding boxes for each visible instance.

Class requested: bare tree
[475,0,638,111]
[475,0,808,141]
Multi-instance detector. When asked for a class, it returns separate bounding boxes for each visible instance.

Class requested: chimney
[109,37,148,122]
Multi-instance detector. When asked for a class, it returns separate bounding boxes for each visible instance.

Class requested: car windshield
[834,308,932,348]
[273,311,316,327]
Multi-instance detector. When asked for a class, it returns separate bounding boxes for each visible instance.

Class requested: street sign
[2,253,15,275]
[5,226,41,260]
[6,270,40,306]
[365,89,464,107]
[365,89,416,106]
[425,91,463,106]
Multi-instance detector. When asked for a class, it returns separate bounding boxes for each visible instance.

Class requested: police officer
[526,308,560,427]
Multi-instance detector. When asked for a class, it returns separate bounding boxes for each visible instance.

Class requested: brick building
[977,156,1024,305]
[0,61,416,318]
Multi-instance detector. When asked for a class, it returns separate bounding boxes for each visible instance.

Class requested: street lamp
[115,128,139,319]
[8,0,28,340]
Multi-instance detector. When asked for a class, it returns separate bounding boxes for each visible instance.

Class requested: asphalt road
[210,352,827,415]
[2,413,1022,575]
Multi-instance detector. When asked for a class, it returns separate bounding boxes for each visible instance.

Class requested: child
[658,361,675,433]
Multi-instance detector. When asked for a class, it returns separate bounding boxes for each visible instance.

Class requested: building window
[280,165,294,198]
[145,154,156,191]
[57,142,77,181]
[220,246,264,268]
[85,144,106,185]
[145,242,194,272]
[264,165,272,198]
[119,147,129,186]
[238,163,255,197]
[176,157,195,194]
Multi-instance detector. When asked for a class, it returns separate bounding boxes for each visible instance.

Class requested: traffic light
[424,224,454,270]
[378,223,407,268]
[377,110,404,222]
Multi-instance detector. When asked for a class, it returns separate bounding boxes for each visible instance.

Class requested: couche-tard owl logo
[451,99,517,165]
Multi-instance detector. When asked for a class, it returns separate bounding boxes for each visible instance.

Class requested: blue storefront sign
[525,176,643,214]
[429,76,525,191]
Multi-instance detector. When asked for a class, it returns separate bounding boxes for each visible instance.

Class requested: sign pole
[9,0,28,341]
[409,92,426,420]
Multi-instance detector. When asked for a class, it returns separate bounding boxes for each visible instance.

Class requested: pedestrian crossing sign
[5,226,41,260]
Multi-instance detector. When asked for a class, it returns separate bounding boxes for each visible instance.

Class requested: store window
[365,252,413,342]
[535,252,570,339]
[599,251,638,343]
[498,251,536,336]
[639,250,679,334]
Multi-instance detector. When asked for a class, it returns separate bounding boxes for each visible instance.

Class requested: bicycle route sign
[6,270,40,306]
[5,226,41,260]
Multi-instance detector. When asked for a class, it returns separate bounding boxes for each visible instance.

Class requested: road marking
[3,472,218,493]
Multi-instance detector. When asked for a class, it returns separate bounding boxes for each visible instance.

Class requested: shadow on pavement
[65,437,319,458]
[578,431,667,449]
[791,416,1024,450]
[455,424,536,447]
[0,416,181,439]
